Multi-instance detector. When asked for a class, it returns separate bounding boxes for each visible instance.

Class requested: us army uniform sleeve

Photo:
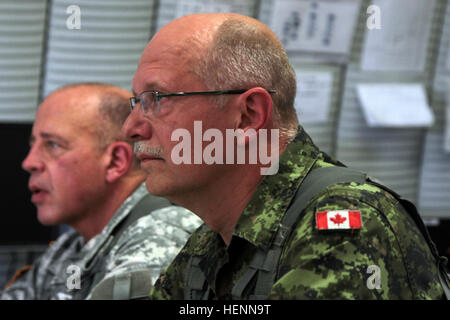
[268,182,443,299]
[1,230,81,300]
[0,259,40,300]
[88,206,202,299]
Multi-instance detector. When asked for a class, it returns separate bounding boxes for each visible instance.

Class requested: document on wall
[360,0,435,71]
[294,69,334,123]
[355,83,434,127]
[445,106,450,153]
[175,0,256,17]
[446,44,450,70]
[270,0,360,55]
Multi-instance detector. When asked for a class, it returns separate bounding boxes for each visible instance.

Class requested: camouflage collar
[232,126,320,250]
[80,183,148,268]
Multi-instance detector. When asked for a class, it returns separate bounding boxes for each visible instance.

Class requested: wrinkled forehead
[133,43,204,94]
[133,18,218,92]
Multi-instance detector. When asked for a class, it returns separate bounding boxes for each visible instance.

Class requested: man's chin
[36,210,61,226]
[144,175,176,198]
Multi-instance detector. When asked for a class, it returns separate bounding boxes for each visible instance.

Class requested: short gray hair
[97,90,132,148]
[56,82,131,149]
[53,83,140,171]
[193,18,298,141]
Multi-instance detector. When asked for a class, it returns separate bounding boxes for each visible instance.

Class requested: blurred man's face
[22,91,107,226]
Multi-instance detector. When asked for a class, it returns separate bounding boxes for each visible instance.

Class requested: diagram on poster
[270,0,360,55]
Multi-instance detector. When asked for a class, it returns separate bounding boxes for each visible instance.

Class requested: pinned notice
[270,0,360,55]
[361,0,435,72]
[445,105,450,153]
[356,83,434,128]
[294,70,333,124]
[175,0,255,17]
[446,44,450,71]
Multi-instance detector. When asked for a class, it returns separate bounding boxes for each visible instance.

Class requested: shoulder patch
[316,210,362,230]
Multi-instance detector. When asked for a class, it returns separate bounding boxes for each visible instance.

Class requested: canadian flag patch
[316,210,362,230]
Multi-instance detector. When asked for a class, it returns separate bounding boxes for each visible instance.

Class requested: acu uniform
[150,126,446,300]
[1,184,202,300]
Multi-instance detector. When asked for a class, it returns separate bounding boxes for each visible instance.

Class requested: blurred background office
[1,0,449,288]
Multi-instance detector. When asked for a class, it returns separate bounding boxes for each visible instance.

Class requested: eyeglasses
[129,89,276,116]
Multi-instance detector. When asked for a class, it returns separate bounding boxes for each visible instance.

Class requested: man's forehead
[35,93,98,135]
[133,52,199,94]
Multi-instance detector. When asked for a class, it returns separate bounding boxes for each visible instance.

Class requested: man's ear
[104,142,134,183]
[235,87,273,144]
[237,88,273,130]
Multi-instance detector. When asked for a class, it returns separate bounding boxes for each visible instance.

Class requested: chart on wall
[156,0,259,31]
[269,0,360,55]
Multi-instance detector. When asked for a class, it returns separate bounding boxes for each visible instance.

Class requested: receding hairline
[45,82,130,101]
[140,13,277,69]
[40,83,132,147]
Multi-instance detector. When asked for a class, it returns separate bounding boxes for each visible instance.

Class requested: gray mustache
[134,142,164,158]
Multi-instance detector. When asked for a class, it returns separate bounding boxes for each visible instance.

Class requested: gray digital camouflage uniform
[1,184,202,300]
[150,126,445,300]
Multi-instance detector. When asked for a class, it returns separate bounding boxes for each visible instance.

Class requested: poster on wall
[294,69,334,124]
[445,105,450,153]
[175,0,256,17]
[446,43,450,70]
[270,0,360,55]
[360,0,435,72]
[355,83,434,128]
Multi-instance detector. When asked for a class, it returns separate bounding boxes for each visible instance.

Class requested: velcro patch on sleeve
[316,210,362,230]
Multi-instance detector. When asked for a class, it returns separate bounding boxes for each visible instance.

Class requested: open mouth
[30,186,48,203]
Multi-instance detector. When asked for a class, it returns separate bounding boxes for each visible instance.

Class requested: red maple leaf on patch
[330,213,347,226]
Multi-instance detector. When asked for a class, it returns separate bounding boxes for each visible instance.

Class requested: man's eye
[158,96,169,104]
[47,141,59,148]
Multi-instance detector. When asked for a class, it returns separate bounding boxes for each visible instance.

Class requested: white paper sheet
[355,83,434,128]
[446,43,450,70]
[175,0,255,17]
[445,105,450,153]
[270,0,360,55]
[418,132,450,217]
[360,0,435,71]
[294,69,333,123]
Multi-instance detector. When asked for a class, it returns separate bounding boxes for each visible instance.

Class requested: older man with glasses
[122,13,447,300]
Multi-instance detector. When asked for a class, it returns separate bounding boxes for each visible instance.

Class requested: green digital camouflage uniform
[1,184,202,300]
[150,126,444,300]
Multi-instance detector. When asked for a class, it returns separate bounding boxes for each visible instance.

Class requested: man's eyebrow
[133,83,168,96]
[40,132,68,145]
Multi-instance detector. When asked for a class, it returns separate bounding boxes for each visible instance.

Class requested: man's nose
[22,147,44,173]
[122,107,153,142]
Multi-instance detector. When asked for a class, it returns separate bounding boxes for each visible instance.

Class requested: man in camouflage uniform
[1,83,202,300]
[122,13,445,299]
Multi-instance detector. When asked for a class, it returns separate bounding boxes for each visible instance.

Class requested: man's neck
[72,176,145,242]
[179,137,289,245]
[174,165,264,245]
